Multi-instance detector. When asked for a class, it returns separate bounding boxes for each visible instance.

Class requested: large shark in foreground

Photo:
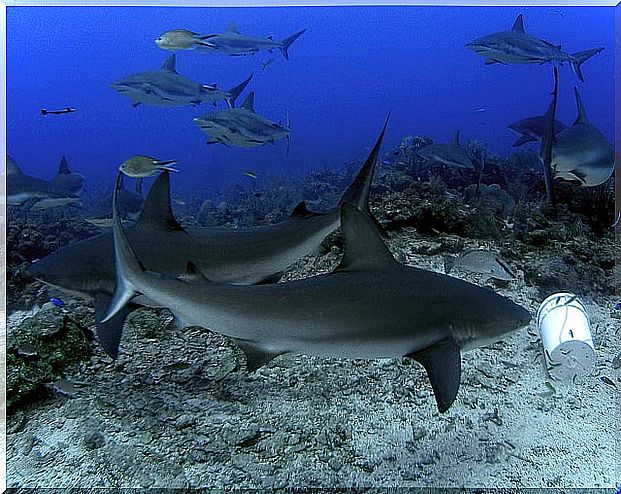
[110,54,252,108]
[194,92,290,149]
[156,24,307,60]
[6,155,84,206]
[28,121,386,358]
[103,169,531,413]
[466,14,604,82]
[417,131,474,169]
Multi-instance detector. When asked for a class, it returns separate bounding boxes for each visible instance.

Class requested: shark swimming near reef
[110,54,252,109]
[194,92,290,149]
[466,14,604,82]
[28,120,387,358]
[102,156,531,413]
[156,24,307,60]
[417,131,474,169]
[508,116,568,147]
[6,155,84,206]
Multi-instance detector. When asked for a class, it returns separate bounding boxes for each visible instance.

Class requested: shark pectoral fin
[178,261,212,283]
[255,271,284,285]
[484,59,499,65]
[132,101,141,108]
[93,292,136,359]
[512,135,534,147]
[407,339,462,413]
[233,338,284,372]
[290,200,320,219]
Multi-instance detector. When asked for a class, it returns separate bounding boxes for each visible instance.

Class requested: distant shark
[6,155,83,206]
[157,23,306,60]
[417,131,474,169]
[102,155,531,413]
[110,54,252,108]
[466,14,604,82]
[28,120,387,358]
[508,115,567,147]
[194,92,290,149]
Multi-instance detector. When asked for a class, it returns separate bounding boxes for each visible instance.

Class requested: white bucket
[536,292,596,381]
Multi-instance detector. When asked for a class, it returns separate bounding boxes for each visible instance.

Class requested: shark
[28,120,387,359]
[508,115,568,147]
[194,92,290,149]
[110,54,252,109]
[102,161,531,413]
[160,23,307,60]
[7,155,84,206]
[539,67,559,204]
[417,131,474,169]
[548,87,615,187]
[466,14,604,82]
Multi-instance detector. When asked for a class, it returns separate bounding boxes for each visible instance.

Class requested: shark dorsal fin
[573,86,588,124]
[451,130,460,147]
[290,201,313,218]
[57,156,71,175]
[7,155,22,175]
[161,54,178,74]
[336,202,396,272]
[512,14,525,33]
[226,22,239,33]
[136,171,186,233]
[241,92,255,112]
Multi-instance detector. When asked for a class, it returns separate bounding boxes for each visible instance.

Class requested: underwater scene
[3,4,618,490]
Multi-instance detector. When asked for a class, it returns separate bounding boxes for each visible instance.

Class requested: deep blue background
[6,6,614,196]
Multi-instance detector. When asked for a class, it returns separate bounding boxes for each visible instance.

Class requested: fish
[473,107,487,113]
[243,170,258,179]
[547,87,615,187]
[41,107,76,116]
[261,58,276,70]
[102,168,531,414]
[7,155,84,206]
[29,197,82,211]
[185,23,306,60]
[28,119,388,359]
[194,92,290,150]
[120,155,179,178]
[417,131,474,169]
[466,14,604,82]
[85,218,135,229]
[508,116,568,147]
[49,297,65,308]
[154,29,217,51]
[110,54,252,109]
[443,249,515,281]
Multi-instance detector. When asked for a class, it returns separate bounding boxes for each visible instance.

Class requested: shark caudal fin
[226,73,253,108]
[339,115,389,231]
[280,29,307,60]
[101,173,147,324]
[569,47,604,83]
[539,67,559,206]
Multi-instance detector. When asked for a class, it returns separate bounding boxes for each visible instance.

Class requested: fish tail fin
[280,29,306,60]
[226,73,253,108]
[41,109,48,116]
[155,159,179,173]
[101,173,146,324]
[339,115,389,214]
[569,47,604,82]
[443,255,456,274]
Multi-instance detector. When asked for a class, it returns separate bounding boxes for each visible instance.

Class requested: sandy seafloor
[5,228,620,490]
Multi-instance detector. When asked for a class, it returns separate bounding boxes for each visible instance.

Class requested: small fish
[50,379,80,397]
[243,170,258,179]
[612,211,621,229]
[615,302,621,310]
[50,297,65,308]
[473,107,487,113]
[173,198,187,206]
[120,155,179,178]
[85,218,134,229]
[155,29,217,51]
[261,58,275,70]
[30,197,82,211]
[443,249,515,281]
[41,107,76,116]
[14,342,38,359]
[547,9,565,17]
[600,376,616,388]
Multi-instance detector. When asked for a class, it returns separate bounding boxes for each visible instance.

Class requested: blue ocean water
[6,5,614,196]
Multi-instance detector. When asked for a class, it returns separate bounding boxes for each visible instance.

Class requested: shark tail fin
[339,115,389,214]
[101,173,147,324]
[280,29,307,60]
[226,73,253,108]
[569,47,604,83]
